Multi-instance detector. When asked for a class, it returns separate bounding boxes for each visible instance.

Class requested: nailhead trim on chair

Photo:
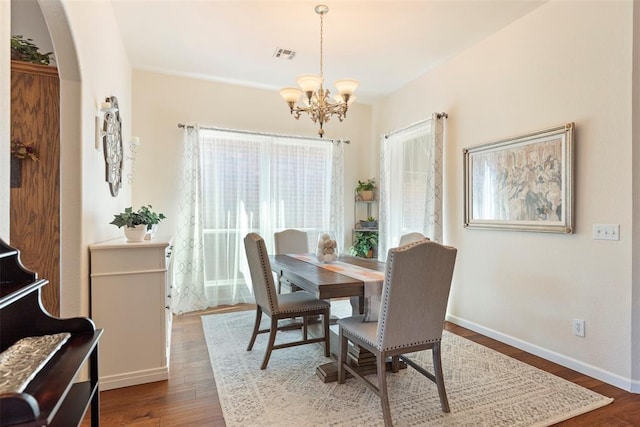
[256,236,279,314]
[382,338,441,351]
[275,306,329,315]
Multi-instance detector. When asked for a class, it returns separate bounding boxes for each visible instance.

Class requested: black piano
[0,239,101,426]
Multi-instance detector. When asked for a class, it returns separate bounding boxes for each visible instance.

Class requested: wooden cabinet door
[10,60,60,316]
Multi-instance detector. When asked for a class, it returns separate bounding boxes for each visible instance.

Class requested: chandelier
[279,4,359,138]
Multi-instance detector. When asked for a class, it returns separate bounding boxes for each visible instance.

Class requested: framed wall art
[463,123,574,233]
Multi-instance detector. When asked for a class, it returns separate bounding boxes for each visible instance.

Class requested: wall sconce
[95,98,120,149]
[100,100,118,114]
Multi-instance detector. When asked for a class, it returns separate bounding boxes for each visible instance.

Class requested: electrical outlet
[572,319,585,337]
[593,224,620,240]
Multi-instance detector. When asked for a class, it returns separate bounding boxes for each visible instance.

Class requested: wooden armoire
[10,60,60,316]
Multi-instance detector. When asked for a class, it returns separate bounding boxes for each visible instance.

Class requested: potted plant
[137,205,167,239]
[356,178,375,201]
[110,205,166,242]
[349,231,378,258]
[11,35,54,65]
[359,216,377,229]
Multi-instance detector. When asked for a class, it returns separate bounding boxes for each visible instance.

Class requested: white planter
[124,224,147,242]
[145,224,158,240]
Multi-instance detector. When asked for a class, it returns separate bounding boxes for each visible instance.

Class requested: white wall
[11,0,54,60]
[1,2,10,239]
[131,70,374,251]
[375,1,634,389]
[58,0,133,317]
[631,0,640,392]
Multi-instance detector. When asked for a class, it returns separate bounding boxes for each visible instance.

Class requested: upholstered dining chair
[398,232,428,246]
[337,239,457,426]
[243,233,331,369]
[273,229,309,293]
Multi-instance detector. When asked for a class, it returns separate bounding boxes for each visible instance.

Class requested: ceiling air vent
[273,47,296,60]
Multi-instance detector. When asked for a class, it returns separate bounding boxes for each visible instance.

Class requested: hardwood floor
[83,304,640,426]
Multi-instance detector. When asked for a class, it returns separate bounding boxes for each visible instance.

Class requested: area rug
[202,311,613,426]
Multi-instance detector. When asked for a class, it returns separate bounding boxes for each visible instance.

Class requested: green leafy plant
[349,231,378,258]
[137,205,167,230]
[356,178,375,192]
[110,205,166,229]
[11,35,54,65]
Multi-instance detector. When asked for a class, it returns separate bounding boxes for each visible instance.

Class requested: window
[378,115,445,258]
[199,129,334,304]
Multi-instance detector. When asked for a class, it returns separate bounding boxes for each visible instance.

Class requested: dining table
[269,253,404,382]
[270,253,384,308]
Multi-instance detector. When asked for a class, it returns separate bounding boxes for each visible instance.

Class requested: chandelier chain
[319,11,324,78]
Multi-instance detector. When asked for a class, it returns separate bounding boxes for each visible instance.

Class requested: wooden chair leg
[337,328,348,384]
[323,309,330,357]
[247,307,262,351]
[377,352,393,427]
[260,317,279,370]
[432,341,450,413]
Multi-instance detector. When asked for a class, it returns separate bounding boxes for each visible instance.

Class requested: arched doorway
[10,0,82,317]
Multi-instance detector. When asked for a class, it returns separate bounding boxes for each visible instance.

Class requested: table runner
[288,254,384,322]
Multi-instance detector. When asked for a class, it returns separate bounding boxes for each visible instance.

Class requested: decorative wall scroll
[102,95,123,197]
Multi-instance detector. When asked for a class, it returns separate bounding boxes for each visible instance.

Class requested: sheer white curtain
[171,125,208,315]
[172,126,343,312]
[330,141,345,251]
[379,113,445,259]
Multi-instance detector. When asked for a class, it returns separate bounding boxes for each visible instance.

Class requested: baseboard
[99,366,169,391]
[446,314,636,393]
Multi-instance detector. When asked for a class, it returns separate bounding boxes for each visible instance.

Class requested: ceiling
[111,0,546,103]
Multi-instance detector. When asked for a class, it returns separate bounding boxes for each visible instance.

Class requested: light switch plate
[593,224,619,241]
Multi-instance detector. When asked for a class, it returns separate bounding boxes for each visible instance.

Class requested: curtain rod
[383,112,448,139]
[177,123,350,144]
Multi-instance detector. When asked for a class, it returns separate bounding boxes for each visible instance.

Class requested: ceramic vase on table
[316,232,339,263]
[124,224,147,242]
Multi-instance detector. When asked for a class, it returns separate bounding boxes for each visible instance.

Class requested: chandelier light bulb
[335,79,359,96]
[280,87,302,105]
[296,74,323,95]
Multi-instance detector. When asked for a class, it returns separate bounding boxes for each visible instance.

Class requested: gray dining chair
[337,239,457,426]
[274,229,308,293]
[243,233,330,369]
[398,232,428,246]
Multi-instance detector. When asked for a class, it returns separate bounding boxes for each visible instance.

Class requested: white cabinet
[90,236,173,390]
